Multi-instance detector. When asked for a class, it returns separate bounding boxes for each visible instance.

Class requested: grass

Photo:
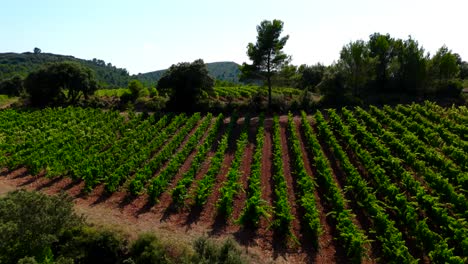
[0,95,19,108]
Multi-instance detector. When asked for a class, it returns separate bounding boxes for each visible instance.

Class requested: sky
[1,0,467,74]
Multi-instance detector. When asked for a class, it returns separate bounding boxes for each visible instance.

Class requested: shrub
[0,190,82,264]
[57,226,127,264]
[128,233,172,264]
[192,237,247,264]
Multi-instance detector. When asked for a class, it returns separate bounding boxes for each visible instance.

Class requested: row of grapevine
[146,114,215,203]
[238,115,269,228]
[369,106,468,217]
[171,114,224,207]
[216,116,250,218]
[413,102,468,140]
[347,107,467,261]
[307,111,367,263]
[128,113,201,195]
[193,115,237,207]
[394,104,468,172]
[1,105,467,262]
[410,104,468,152]
[287,112,320,245]
[77,113,170,190]
[271,116,294,238]
[390,105,468,188]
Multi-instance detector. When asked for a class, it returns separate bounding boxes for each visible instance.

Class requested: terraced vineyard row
[0,102,466,263]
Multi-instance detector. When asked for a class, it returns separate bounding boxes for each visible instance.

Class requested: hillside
[135,61,241,85]
[0,52,131,88]
[0,52,241,88]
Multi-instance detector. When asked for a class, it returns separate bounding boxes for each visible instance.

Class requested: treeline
[272,33,468,106]
[0,50,130,89]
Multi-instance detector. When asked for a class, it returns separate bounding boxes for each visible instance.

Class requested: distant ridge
[0,51,240,87]
[135,61,241,85]
[0,52,131,88]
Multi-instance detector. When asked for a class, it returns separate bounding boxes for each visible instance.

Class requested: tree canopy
[240,19,290,109]
[157,59,214,112]
[24,61,98,106]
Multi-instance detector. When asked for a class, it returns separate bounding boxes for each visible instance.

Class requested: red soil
[0,115,416,263]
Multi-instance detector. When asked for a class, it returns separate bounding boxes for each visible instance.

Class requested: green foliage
[429,46,460,80]
[17,257,39,264]
[128,233,172,264]
[136,62,240,86]
[0,75,23,96]
[216,116,250,218]
[238,115,269,228]
[24,61,98,106]
[171,114,224,207]
[128,79,146,99]
[338,40,376,96]
[192,237,247,264]
[297,63,325,91]
[288,113,320,245]
[307,112,368,263]
[147,114,212,203]
[158,59,214,112]
[193,115,237,207]
[394,37,428,94]
[460,61,468,79]
[57,226,127,264]
[0,52,130,88]
[271,116,294,238]
[0,190,82,264]
[241,19,290,108]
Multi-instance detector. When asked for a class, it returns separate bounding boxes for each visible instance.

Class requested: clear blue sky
[1,0,467,74]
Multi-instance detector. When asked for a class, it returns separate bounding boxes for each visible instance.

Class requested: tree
[297,63,326,91]
[368,33,394,91]
[0,190,82,263]
[460,61,468,79]
[128,79,145,99]
[397,37,428,94]
[428,46,462,96]
[272,63,299,87]
[0,75,23,96]
[24,61,98,106]
[33,47,41,54]
[157,59,214,112]
[240,19,290,109]
[338,40,376,96]
[429,46,460,80]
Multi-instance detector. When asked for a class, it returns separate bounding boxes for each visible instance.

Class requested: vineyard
[0,102,467,263]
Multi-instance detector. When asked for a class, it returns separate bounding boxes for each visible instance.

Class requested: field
[0,102,467,263]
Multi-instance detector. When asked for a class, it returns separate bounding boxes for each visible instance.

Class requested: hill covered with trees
[135,61,241,85]
[0,51,241,89]
[0,50,131,88]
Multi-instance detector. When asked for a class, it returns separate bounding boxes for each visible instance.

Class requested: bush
[149,87,159,97]
[57,226,127,264]
[433,79,463,97]
[0,75,23,96]
[16,257,38,264]
[0,190,82,264]
[128,233,173,264]
[128,80,146,99]
[192,237,247,264]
